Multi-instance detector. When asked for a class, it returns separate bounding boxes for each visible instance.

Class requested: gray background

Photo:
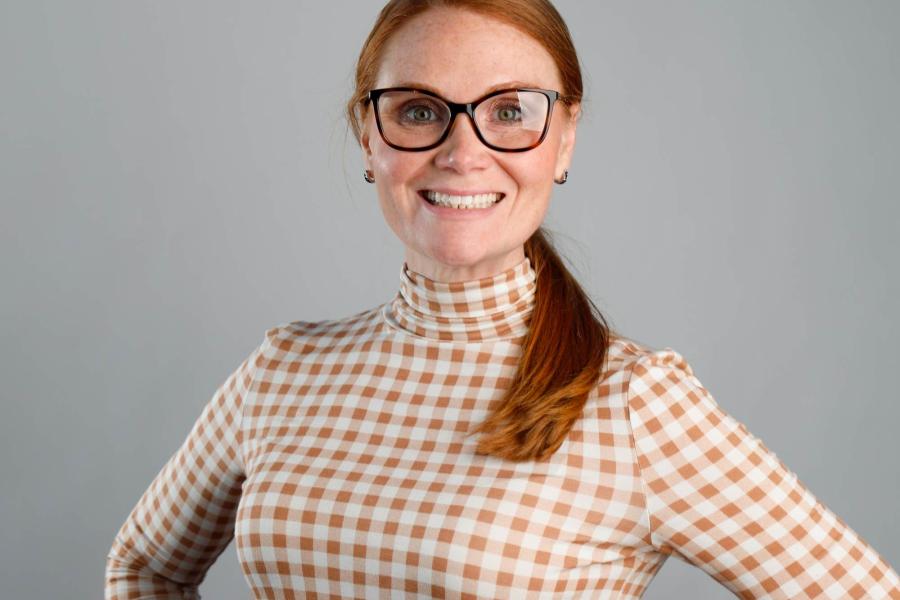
[2,1,898,598]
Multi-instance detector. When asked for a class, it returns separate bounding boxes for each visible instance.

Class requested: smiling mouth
[419,190,505,209]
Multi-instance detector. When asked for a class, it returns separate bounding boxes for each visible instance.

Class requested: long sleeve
[104,338,266,599]
[625,348,900,599]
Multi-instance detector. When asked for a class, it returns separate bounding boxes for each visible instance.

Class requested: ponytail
[469,227,612,462]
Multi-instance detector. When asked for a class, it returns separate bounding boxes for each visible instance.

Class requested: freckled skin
[360,7,579,282]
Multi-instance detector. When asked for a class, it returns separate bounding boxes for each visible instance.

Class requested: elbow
[105,541,200,600]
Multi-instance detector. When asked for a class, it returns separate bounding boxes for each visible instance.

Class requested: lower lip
[419,192,504,219]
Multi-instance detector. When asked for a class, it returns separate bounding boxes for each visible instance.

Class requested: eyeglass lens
[376,90,550,150]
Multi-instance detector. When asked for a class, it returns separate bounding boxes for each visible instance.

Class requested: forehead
[375,7,562,101]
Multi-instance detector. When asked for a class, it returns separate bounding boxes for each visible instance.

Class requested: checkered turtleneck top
[106,256,899,599]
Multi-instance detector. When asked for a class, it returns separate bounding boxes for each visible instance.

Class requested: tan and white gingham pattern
[106,257,900,599]
[390,256,536,342]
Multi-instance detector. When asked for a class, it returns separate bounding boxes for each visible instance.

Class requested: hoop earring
[363,169,375,184]
[554,170,568,185]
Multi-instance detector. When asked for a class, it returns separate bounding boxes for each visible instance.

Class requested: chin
[427,246,489,267]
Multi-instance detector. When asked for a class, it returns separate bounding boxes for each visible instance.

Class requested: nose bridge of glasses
[442,102,483,143]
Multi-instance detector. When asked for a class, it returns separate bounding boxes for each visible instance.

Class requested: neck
[385,254,537,343]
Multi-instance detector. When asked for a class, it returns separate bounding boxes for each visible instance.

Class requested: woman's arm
[104,338,266,599]
[625,348,900,599]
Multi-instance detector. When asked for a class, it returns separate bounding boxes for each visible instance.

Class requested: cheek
[374,153,415,186]
[371,138,429,191]
[507,145,558,199]
[371,143,433,231]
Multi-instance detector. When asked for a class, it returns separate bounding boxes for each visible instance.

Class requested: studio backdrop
[1,1,898,598]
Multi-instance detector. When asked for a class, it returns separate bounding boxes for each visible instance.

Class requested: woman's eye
[494,105,522,122]
[403,105,437,122]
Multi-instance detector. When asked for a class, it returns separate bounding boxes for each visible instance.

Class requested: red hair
[347,0,613,462]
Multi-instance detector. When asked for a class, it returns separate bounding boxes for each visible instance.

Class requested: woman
[105,1,900,598]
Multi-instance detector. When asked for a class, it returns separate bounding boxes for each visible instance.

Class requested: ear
[359,105,375,170]
[555,102,579,176]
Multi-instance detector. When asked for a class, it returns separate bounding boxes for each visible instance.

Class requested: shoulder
[602,335,723,441]
[601,333,706,406]
[604,333,695,380]
[259,304,387,360]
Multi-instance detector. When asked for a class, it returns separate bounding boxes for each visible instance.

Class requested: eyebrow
[391,80,543,101]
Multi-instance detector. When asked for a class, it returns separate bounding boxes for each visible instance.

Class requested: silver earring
[554,170,568,185]
[363,169,375,184]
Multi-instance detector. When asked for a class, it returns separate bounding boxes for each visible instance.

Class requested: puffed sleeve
[104,336,268,599]
[625,348,900,599]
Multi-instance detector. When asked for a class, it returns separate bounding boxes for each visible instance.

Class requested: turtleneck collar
[385,256,537,343]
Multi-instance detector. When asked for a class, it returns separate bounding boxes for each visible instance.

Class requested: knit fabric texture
[105,256,900,599]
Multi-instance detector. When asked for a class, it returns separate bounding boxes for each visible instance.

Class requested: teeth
[424,191,503,209]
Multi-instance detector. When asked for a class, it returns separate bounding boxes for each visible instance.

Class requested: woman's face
[361,7,579,282]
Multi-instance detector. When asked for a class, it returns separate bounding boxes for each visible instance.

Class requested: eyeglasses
[366,87,562,152]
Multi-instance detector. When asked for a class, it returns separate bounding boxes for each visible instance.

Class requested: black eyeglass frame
[365,86,562,153]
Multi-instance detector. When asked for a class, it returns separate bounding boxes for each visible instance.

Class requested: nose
[433,113,492,173]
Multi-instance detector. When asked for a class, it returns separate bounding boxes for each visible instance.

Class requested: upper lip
[419,189,505,197]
